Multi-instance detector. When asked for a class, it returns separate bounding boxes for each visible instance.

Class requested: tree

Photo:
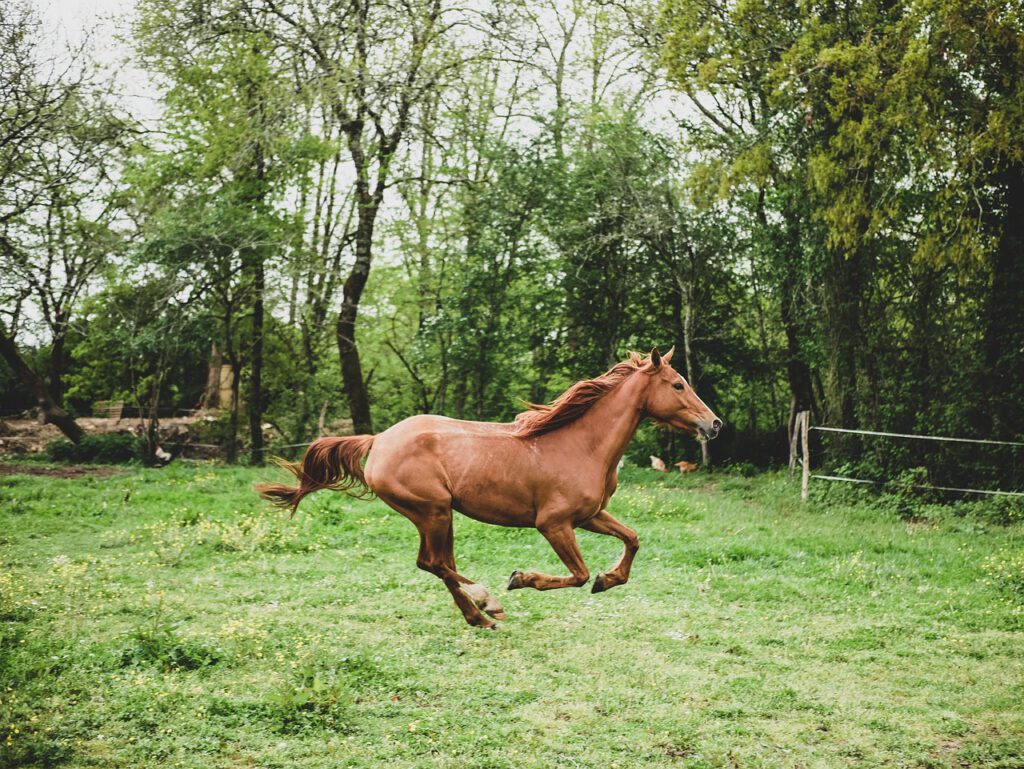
[69,277,208,463]
[660,0,817,436]
[0,0,127,441]
[263,0,460,434]
[134,0,317,460]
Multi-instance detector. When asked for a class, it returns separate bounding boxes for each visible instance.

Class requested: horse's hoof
[592,574,607,593]
[507,570,525,590]
[487,609,507,620]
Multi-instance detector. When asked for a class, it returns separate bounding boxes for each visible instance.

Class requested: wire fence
[811,425,1024,448]
[160,441,312,458]
[799,420,1024,500]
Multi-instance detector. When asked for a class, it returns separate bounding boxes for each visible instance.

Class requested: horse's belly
[452,502,536,528]
[450,484,536,527]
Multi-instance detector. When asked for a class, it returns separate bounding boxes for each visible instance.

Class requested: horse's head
[641,347,722,441]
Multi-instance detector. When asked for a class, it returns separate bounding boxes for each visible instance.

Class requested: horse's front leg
[580,509,638,593]
[508,520,590,591]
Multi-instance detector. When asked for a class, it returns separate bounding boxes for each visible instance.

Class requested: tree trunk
[780,259,815,450]
[337,206,375,435]
[49,324,67,405]
[823,247,860,437]
[758,184,814,447]
[200,341,222,409]
[226,353,241,463]
[248,249,265,464]
[983,162,1024,439]
[0,325,84,443]
[681,280,710,467]
[142,378,162,466]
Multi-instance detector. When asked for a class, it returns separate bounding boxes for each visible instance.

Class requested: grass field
[1,462,1022,768]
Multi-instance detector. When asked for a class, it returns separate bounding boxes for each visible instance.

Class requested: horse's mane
[513,351,649,438]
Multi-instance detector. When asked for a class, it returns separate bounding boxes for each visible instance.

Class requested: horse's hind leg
[417,516,506,627]
[379,494,503,628]
[508,521,590,591]
[580,510,639,593]
[446,524,506,621]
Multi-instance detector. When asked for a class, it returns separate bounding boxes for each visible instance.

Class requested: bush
[45,433,143,464]
[120,619,221,671]
[975,495,1024,526]
[720,460,759,477]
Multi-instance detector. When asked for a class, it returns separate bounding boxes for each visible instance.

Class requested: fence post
[800,411,811,500]
[788,404,799,480]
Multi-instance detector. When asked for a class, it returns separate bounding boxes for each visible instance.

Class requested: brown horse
[257,347,720,628]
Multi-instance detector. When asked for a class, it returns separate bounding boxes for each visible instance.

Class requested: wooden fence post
[788,406,799,480]
[800,410,811,500]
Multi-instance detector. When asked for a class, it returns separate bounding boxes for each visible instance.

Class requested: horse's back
[368,414,520,468]
[386,413,514,435]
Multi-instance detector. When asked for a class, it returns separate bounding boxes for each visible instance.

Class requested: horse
[257,347,721,629]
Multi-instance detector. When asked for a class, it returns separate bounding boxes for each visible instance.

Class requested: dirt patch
[0,463,124,479]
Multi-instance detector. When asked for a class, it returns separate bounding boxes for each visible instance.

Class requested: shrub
[721,461,759,477]
[974,495,1024,526]
[45,433,143,464]
[120,621,220,671]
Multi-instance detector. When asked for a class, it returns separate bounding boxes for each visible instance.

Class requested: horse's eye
[673,382,684,391]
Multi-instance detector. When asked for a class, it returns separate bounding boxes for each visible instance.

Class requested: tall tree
[263,0,457,434]
[0,0,126,441]
[660,0,815,436]
[134,0,314,460]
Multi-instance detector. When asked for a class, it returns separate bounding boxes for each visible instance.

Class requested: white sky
[35,0,161,125]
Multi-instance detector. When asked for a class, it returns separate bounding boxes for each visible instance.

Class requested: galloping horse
[257,347,721,628]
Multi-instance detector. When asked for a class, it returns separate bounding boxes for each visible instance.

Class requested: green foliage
[659,0,1024,472]
[982,549,1024,600]
[3,0,1023,489]
[67,279,211,415]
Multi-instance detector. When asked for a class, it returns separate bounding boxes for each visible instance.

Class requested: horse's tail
[255,435,375,515]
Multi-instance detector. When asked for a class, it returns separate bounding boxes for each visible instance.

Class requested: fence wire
[804,424,1023,500]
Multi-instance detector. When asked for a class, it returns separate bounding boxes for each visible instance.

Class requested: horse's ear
[650,347,662,368]
[663,346,675,364]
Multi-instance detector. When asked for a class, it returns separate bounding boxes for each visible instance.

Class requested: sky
[35,0,161,125]
[37,0,133,56]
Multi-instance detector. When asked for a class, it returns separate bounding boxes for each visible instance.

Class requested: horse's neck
[553,373,646,473]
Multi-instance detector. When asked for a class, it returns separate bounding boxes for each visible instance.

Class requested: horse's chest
[563,472,618,520]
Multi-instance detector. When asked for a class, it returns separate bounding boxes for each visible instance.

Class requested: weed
[266,664,352,732]
[46,433,144,464]
[120,592,220,672]
[981,549,1024,599]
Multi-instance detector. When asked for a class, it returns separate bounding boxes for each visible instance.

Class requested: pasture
[1,462,1022,769]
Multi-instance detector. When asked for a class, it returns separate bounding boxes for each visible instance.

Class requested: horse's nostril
[712,419,722,431]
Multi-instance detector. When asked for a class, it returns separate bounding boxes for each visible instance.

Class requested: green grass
[1,462,1022,768]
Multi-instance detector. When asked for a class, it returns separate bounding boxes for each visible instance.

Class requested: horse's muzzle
[698,418,722,441]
